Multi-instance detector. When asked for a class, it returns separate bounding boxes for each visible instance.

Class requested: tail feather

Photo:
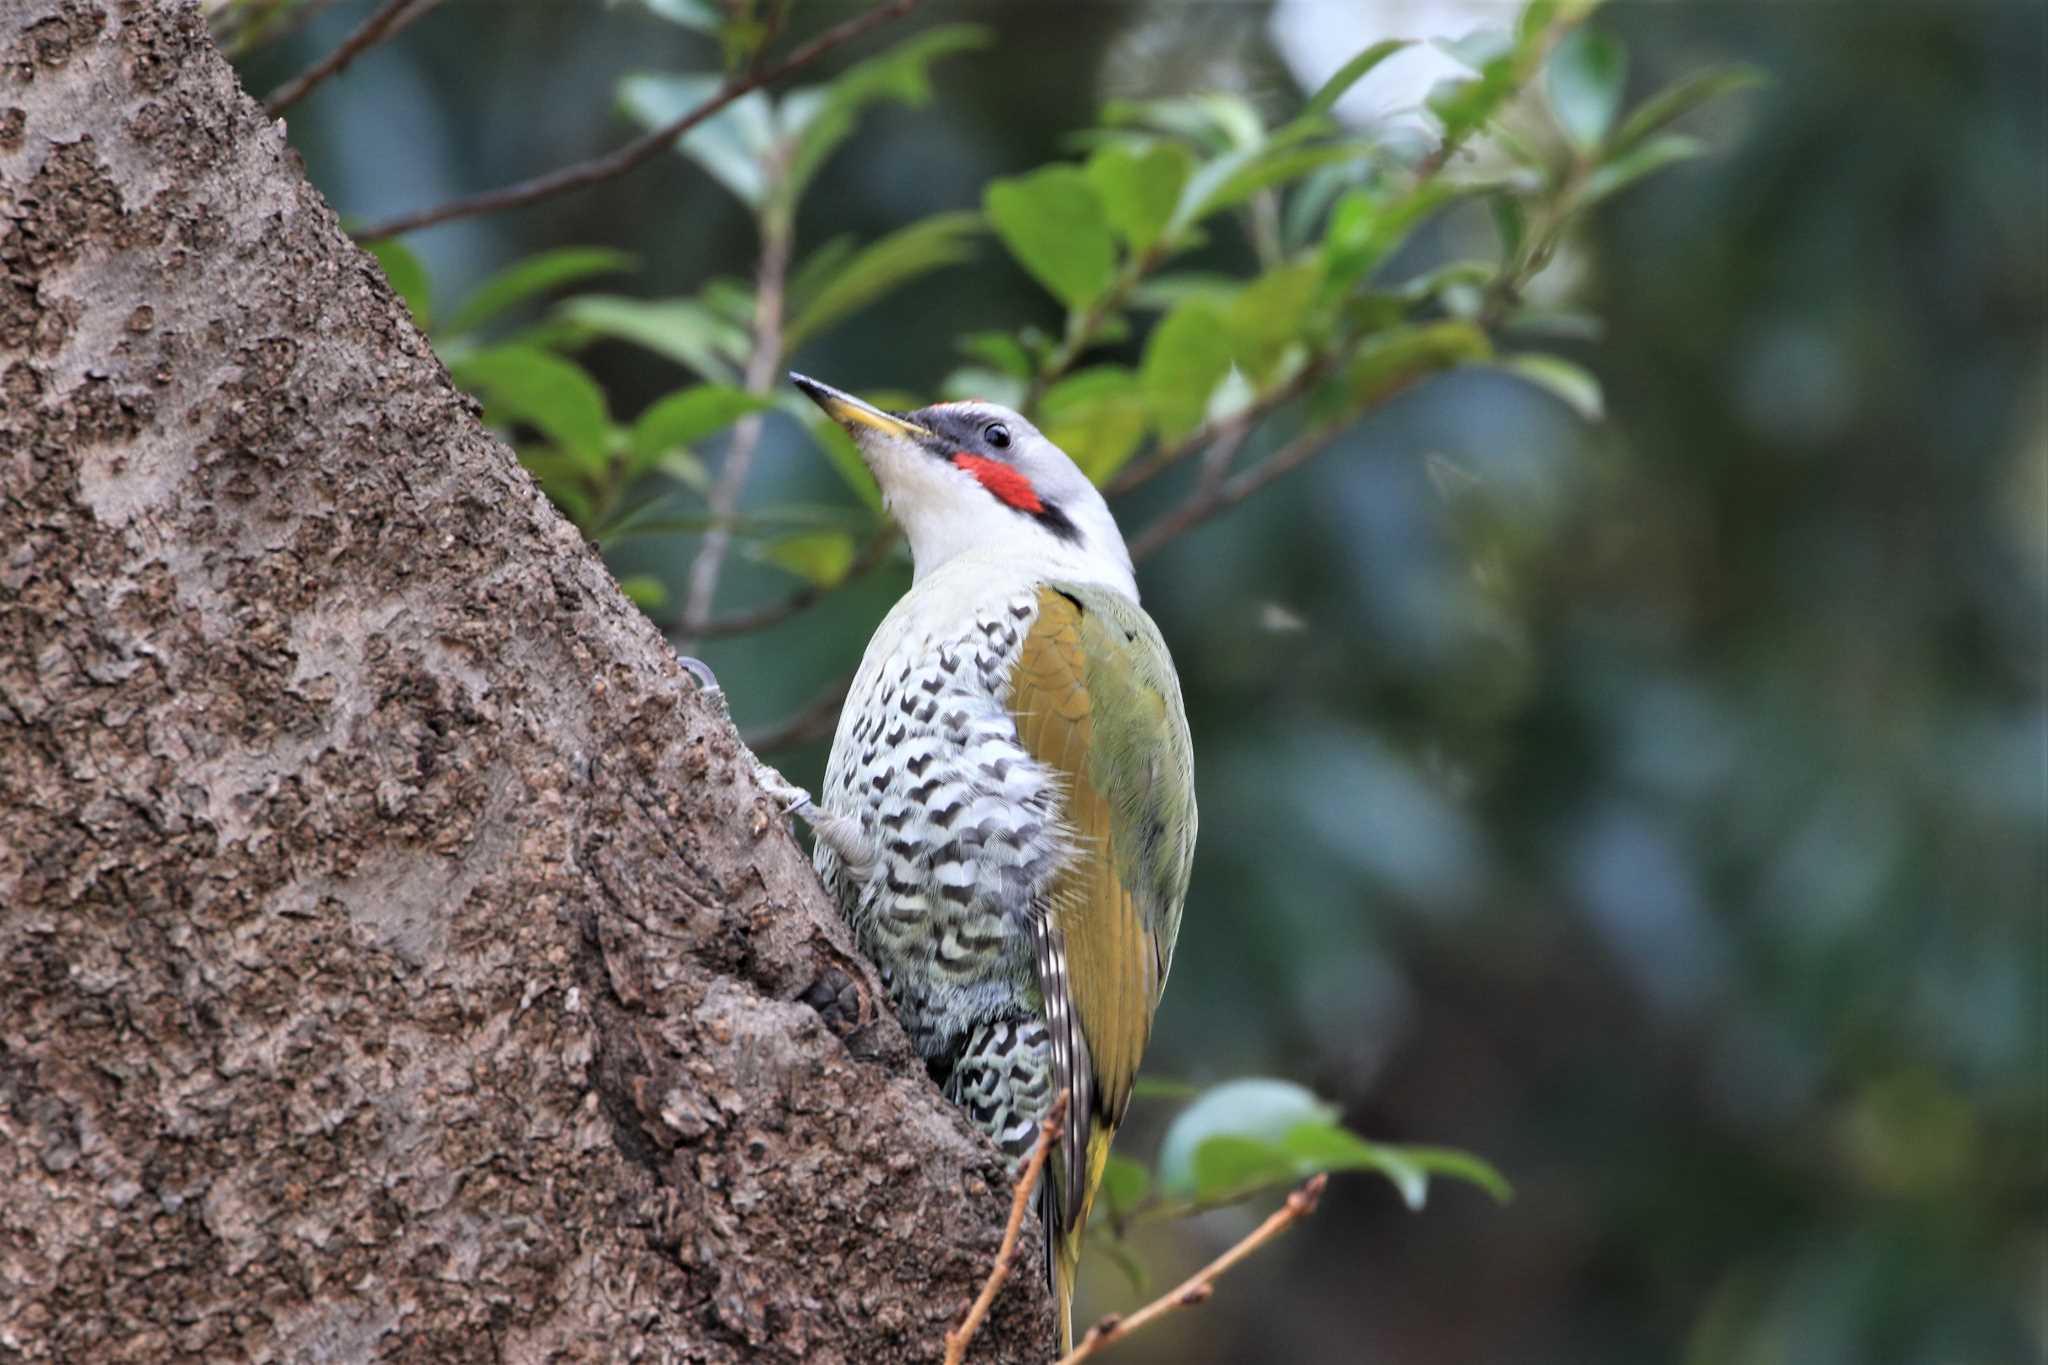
[1044,1123,1116,1355]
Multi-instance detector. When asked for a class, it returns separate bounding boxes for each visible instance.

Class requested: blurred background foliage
[227,1,2042,1361]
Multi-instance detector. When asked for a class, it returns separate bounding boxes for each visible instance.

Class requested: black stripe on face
[1033,500,1081,544]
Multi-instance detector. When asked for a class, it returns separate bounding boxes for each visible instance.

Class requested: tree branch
[351,0,923,241]
[942,1091,1071,1365]
[1127,419,1348,563]
[1055,1174,1329,1365]
[264,0,442,116]
[1024,243,1166,417]
[676,212,793,649]
[674,525,897,642]
[1106,354,1334,496]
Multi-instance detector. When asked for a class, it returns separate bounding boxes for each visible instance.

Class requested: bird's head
[792,372,1137,600]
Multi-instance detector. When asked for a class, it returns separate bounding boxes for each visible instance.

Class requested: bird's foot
[751,758,817,819]
[676,654,733,721]
[750,759,880,883]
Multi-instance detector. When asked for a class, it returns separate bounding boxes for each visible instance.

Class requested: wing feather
[1009,584,1195,1258]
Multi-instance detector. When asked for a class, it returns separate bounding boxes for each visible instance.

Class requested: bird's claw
[675,654,722,694]
[752,760,814,819]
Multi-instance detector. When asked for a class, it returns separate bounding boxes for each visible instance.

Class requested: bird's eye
[984,422,1011,450]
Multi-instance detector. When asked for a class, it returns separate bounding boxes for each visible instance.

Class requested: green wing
[1008,582,1196,1283]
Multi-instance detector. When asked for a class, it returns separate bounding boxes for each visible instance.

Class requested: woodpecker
[758,373,1196,1351]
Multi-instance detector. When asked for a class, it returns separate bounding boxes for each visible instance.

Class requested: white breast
[814,555,1074,1056]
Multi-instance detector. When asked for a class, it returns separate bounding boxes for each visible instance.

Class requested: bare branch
[942,1091,1071,1365]
[741,666,858,754]
[264,0,442,117]
[675,214,793,650]
[1106,355,1333,497]
[1055,1173,1329,1365]
[351,0,923,242]
[671,526,897,641]
[1127,420,1347,563]
[1023,243,1166,417]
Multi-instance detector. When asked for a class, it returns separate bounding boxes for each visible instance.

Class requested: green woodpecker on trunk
[755,374,1197,1352]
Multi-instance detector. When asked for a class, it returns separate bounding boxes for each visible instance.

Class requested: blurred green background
[233,2,2043,1361]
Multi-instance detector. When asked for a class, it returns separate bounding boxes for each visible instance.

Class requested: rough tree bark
[0,2,1051,1360]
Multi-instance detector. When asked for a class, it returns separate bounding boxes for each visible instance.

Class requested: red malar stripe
[952,454,1044,513]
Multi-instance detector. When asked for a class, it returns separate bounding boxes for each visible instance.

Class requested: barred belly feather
[814,562,1069,1159]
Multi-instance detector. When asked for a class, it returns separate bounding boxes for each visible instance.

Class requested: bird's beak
[790,372,931,441]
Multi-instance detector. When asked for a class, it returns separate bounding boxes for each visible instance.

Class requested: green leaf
[985,166,1119,310]
[939,367,1027,411]
[1102,92,1265,152]
[1498,353,1604,420]
[1546,28,1628,151]
[1296,39,1410,124]
[628,385,774,478]
[787,235,858,322]
[1488,193,1526,263]
[1517,0,1560,43]
[366,239,431,330]
[618,73,776,208]
[784,211,982,348]
[616,573,669,609]
[1175,142,1367,234]
[514,445,589,491]
[1140,296,1234,444]
[1323,182,1459,292]
[1434,28,1514,73]
[1099,1153,1151,1218]
[1129,272,1238,312]
[785,398,883,512]
[1278,1122,1430,1210]
[1039,366,1149,483]
[1227,259,1324,384]
[753,528,856,585]
[1582,132,1707,206]
[637,0,717,31]
[958,330,1033,379]
[1276,1124,1515,1209]
[701,276,755,328]
[779,26,991,208]
[558,295,747,382]
[1392,259,1496,305]
[445,247,637,336]
[1610,64,1764,157]
[1336,320,1493,410]
[1085,141,1194,253]
[1129,1075,1202,1102]
[538,478,593,530]
[1391,1144,1514,1205]
[1191,1135,1301,1201]
[1155,1078,1337,1200]
[591,498,866,545]
[1089,1235,1149,1297]
[452,345,612,472]
[1283,160,1368,250]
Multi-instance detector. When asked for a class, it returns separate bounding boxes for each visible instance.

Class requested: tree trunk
[0,3,1050,1360]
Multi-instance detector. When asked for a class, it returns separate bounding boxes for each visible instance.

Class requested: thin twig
[740,666,858,754]
[264,0,442,116]
[1055,1173,1329,1365]
[1107,354,1333,496]
[675,212,793,649]
[351,0,922,241]
[1127,420,1348,563]
[1023,243,1165,417]
[942,1091,1071,1365]
[677,526,897,641]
